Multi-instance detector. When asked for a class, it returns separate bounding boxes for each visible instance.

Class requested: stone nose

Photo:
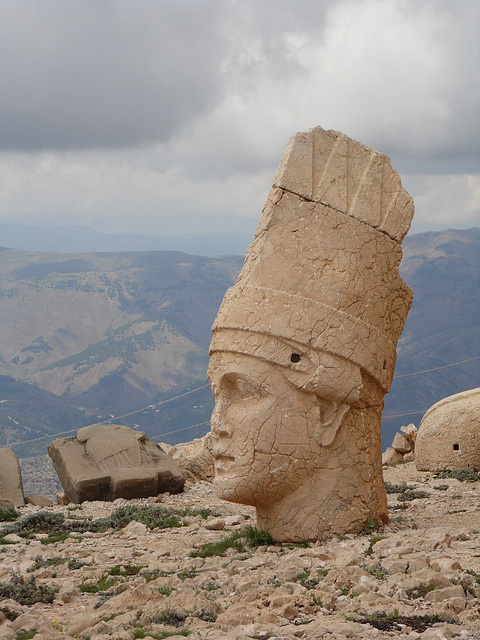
[210,400,231,438]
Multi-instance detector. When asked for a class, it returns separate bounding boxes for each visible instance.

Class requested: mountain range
[0,226,478,456]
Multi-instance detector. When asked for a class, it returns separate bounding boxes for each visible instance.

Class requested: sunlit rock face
[415,388,480,473]
[0,447,24,507]
[208,126,414,541]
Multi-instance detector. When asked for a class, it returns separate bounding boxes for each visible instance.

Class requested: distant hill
[0,222,253,257]
[0,248,243,455]
[0,228,478,457]
[383,227,480,446]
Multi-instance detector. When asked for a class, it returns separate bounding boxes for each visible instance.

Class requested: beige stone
[392,432,412,453]
[382,447,403,466]
[415,388,480,472]
[208,126,414,541]
[0,447,24,507]
[25,494,53,507]
[163,433,214,482]
[400,423,418,446]
[48,423,185,503]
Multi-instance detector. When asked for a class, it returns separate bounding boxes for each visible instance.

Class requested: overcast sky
[0,0,478,241]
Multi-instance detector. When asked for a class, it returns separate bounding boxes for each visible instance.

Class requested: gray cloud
[0,0,478,235]
[0,0,228,150]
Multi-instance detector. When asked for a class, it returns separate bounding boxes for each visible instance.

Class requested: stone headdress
[210,127,414,405]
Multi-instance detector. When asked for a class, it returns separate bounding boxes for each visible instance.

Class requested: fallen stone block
[0,448,24,507]
[48,423,185,503]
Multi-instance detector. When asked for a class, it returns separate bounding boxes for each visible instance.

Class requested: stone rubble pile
[1,463,479,640]
[383,424,418,466]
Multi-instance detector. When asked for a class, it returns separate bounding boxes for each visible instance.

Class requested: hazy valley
[0,226,478,458]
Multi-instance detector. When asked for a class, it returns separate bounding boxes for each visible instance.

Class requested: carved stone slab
[0,447,24,507]
[48,424,185,503]
[209,126,414,541]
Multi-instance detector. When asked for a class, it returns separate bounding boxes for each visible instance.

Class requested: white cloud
[405,173,480,232]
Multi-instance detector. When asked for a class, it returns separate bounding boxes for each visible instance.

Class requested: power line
[5,354,479,449]
[393,355,480,379]
[382,410,426,421]
[151,420,211,441]
[4,383,210,449]
[98,384,209,425]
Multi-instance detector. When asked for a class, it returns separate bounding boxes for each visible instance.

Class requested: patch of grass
[434,484,449,491]
[436,468,480,482]
[190,525,273,558]
[0,537,17,545]
[362,562,388,579]
[27,556,66,572]
[1,505,210,543]
[466,569,480,584]
[15,631,37,640]
[1,605,20,621]
[406,582,439,599]
[79,576,116,594]
[384,481,429,501]
[151,608,187,627]
[295,568,320,590]
[67,558,89,570]
[177,567,197,582]
[41,532,69,545]
[202,581,220,591]
[156,585,175,596]
[0,506,20,522]
[384,481,415,494]
[0,574,57,605]
[132,629,191,639]
[349,610,458,632]
[366,535,387,555]
[242,525,274,547]
[362,519,382,535]
[108,563,144,576]
[141,569,172,582]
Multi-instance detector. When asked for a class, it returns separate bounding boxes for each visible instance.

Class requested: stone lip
[0,462,479,640]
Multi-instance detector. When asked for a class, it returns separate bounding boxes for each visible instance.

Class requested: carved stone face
[208,351,322,506]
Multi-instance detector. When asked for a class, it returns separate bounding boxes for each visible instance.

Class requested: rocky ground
[1,462,480,640]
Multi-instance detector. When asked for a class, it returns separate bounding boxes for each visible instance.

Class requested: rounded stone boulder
[415,387,480,472]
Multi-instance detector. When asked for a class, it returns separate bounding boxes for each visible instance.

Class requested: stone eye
[290,353,301,363]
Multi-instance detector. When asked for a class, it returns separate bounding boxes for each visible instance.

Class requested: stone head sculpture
[208,126,414,541]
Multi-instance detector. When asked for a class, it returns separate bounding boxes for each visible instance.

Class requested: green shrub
[0,506,20,522]
[362,519,382,535]
[436,469,480,482]
[108,563,144,576]
[190,526,273,558]
[79,576,116,593]
[0,574,57,605]
[151,608,187,627]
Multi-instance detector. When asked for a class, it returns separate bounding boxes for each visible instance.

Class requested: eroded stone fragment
[208,126,414,541]
[415,388,480,472]
[0,447,24,506]
[48,424,185,503]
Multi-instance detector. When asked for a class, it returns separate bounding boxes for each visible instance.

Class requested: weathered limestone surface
[0,447,24,507]
[415,387,480,472]
[209,126,414,541]
[48,424,185,503]
[160,434,215,483]
[1,463,480,640]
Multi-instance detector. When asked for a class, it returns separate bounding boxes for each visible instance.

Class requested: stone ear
[320,402,350,448]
